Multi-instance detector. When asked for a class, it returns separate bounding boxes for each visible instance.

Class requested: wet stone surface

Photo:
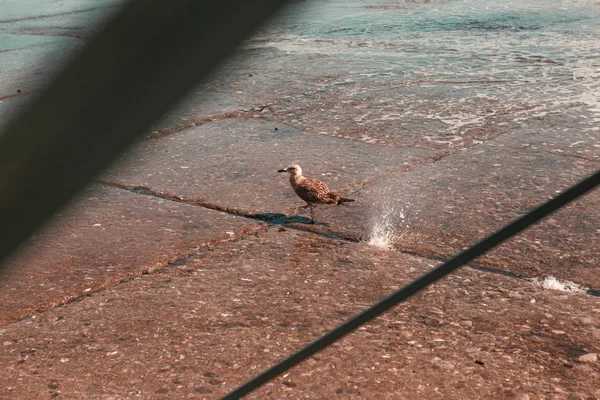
[316,132,600,288]
[103,118,434,214]
[0,38,77,97]
[0,184,257,325]
[0,229,598,399]
[0,2,121,98]
[149,90,241,133]
[194,0,600,155]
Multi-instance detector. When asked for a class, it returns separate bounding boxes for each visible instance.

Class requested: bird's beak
[277,168,287,173]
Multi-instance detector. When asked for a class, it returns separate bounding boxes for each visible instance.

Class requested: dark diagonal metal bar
[0,0,288,268]
[223,169,600,400]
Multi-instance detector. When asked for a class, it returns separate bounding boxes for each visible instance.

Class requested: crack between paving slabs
[238,132,597,292]
[307,132,600,295]
[395,249,600,298]
[5,191,596,327]
[4,174,298,326]
[0,90,36,102]
[97,179,306,223]
[342,151,451,194]
[2,210,361,327]
[0,219,266,327]
[16,28,89,41]
[144,106,275,139]
[99,150,580,294]
[98,141,600,300]
[346,142,599,199]
[288,223,600,297]
[552,152,600,164]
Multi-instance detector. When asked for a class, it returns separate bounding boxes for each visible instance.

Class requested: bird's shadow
[251,212,360,242]
[254,213,329,226]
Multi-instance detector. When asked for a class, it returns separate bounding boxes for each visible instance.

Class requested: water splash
[369,207,400,249]
[368,189,414,249]
[537,276,586,293]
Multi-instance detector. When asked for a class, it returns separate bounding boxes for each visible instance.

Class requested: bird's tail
[328,192,355,205]
[337,197,355,205]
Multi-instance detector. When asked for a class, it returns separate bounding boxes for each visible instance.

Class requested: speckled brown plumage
[278,164,354,223]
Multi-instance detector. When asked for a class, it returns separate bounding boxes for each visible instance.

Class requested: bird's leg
[310,205,315,224]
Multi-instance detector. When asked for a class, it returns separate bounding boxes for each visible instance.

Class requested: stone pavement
[1,1,599,399]
[1,230,599,399]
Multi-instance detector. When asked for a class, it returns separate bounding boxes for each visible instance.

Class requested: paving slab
[201,48,323,110]
[103,118,435,214]
[149,91,242,133]
[0,228,598,399]
[315,132,600,288]
[0,184,257,325]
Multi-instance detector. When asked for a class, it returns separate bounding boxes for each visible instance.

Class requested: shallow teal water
[257,0,600,135]
[1,0,599,138]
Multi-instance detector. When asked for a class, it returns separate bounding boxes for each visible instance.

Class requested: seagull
[278,164,354,223]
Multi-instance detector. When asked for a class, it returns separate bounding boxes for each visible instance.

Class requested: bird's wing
[294,177,333,203]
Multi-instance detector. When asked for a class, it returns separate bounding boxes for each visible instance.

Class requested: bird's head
[278,164,302,176]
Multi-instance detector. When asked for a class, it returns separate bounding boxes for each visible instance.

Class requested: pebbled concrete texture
[0,229,598,399]
[0,184,257,325]
[1,0,599,398]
